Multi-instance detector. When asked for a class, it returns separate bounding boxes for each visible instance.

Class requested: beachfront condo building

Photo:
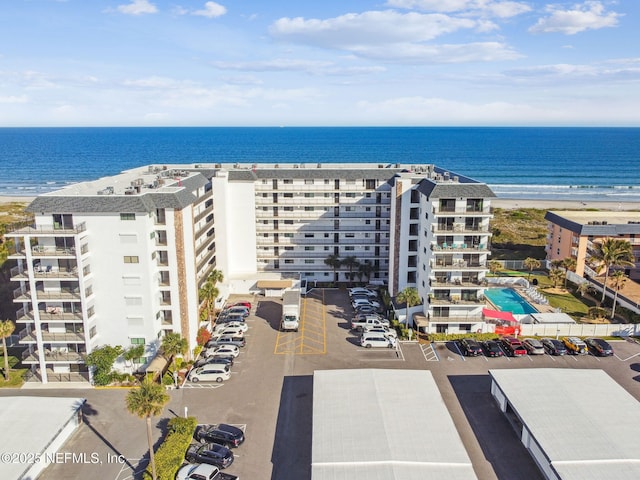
[545,210,640,282]
[7,163,494,384]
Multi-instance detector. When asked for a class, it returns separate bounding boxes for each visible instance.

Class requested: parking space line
[274,290,326,355]
[420,343,439,362]
[616,352,640,362]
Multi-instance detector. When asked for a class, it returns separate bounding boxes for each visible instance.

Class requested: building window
[304,259,314,264]
[305,179,314,185]
[365,179,376,189]
[283,193,293,198]
[284,233,294,238]
[284,220,294,225]
[305,206,314,211]
[120,213,135,221]
[284,259,294,264]
[124,256,139,264]
[345,233,355,238]
[304,193,315,198]
[345,246,355,251]
[283,179,293,184]
[89,326,97,339]
[305,246,315,251]
[345,193,356,198]
[131,337,145,345]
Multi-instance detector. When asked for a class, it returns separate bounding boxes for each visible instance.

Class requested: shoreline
[2,195,639,211]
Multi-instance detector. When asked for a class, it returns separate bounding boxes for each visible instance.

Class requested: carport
[490,368,640,480]
[256,279,292,297]
[312,369,477,480]
[0,396,85,480]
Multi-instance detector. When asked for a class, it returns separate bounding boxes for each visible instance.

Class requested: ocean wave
[489,184,640,190]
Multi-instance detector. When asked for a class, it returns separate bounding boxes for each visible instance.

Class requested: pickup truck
[351,316,390,331]
[176,462,239,480]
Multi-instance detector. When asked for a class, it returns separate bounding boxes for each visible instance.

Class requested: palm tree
[591,238,635,303]
[199,280,219,322]
[0,320,15,381]
[161,332,188,387]
[324,254,341,283]
[609,270,628,320]
[396,287,421,329]
[561,257,577,288]
[342,256,359,282]
[549,268,564,288]
[523,257,541,281]
[358,261,374,284]
[207,269,224,285]
[577,281,594,298]
[125,377,170,480]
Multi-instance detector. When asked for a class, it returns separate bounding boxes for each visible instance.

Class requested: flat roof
[312,369,477,480]
[0,396,85,480]
[489,369,640,480]
[545,210,640,235]
[256,280,292,289]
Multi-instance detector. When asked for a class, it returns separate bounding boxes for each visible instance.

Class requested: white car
[362,325,397,338]
[360,332,397,349]
[214,321,248,334]
[214,326,246,337]
[348,287,377,298]
[352,298,381,309]
[188,364,231,383]
[205,345,240,358]
[176,463,223,480]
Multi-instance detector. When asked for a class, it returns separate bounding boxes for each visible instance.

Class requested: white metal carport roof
[490,368,640,480]
[312,369,477,480]
[0,396,85,480]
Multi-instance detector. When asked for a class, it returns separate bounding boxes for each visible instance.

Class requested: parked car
[348,287,377,298]
[230,301,251,309]
[362,325,398,338]
[458,338,483,356]
[353,305,379,315]
[195,424,246,448]
[207,335,246,348]
[360,332,397,349]
[352,298,381,309]
[222,306,249,317]
[216,313,246,325]
[500,336,527,356]
[185,443,234,469]
[214,322,248,334]
[188,364,231,383]
[541,338,568,355]
[193,355,234,368]
[522,338,545,355]
[214,326,246,338]
[585,337,614,356]
[205,345,240,358]
[354,313,385,322]
[562,336,588,355]
[176,462,238,480]
[481,340,504,357]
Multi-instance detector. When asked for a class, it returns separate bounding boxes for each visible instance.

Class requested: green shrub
[143,416,197,480]
[428,332,499,342]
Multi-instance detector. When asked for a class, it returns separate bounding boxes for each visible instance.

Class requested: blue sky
[1,0,638,126]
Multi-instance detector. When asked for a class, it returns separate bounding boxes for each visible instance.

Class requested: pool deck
[512,286,557,314]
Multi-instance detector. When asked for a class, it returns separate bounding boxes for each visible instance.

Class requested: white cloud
[529,1,621,35]
[504,60,640,81]
[386,0,531,18]
[116,0,157,16]
[0,95,28,104]
[193,2,227,18]
[352,41,521,63]
[212,59,386,76]
[270,10,476,48]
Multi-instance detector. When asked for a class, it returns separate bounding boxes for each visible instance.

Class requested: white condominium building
[7,163,494,384]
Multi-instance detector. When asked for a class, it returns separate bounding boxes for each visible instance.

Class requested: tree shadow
[82,401,137,472]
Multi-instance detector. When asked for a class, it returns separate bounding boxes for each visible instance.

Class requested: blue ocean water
[0,127,639,201]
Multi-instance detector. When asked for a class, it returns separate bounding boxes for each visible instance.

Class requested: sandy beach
[1,195,639,211]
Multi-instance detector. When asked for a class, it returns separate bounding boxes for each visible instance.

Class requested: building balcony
[433,225,489,234]
[431,261,487,271]
[16,308,85,323]
[6,222,87,236]
[31,246,77,257]
[430,297,484,306]
[430,279,485,288]
[432,243,489,253]
[13,288,82,302]
[432,208,491,217]
[19,328,86,344]
[22,349,85,364]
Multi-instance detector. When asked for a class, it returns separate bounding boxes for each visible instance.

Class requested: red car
[500,336,527,356]
[231,301,252,310]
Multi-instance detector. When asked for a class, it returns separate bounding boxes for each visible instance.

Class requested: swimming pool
[484,288,538,315]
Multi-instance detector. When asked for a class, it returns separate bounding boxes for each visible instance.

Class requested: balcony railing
[432,244,489,252]
[31,246,77,257]
[19,329,85,343]
[22,349,85,363]
[7,222,86,235]
[14,288,82,301]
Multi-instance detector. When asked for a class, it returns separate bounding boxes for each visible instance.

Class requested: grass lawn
[541,289,592,318]
[0,355,26,388]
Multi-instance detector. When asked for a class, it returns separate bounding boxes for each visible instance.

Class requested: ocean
[1,127,639,201]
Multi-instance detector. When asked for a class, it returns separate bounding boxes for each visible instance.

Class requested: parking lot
[16,288,640,480]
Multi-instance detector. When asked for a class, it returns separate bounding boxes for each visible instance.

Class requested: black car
[193,356,234,368]
[185,443,234,469]
[195,424,245,448]
[481,340,504,357]
[458,338,483,356]
[585,337,614,356]
[541,338,568,355]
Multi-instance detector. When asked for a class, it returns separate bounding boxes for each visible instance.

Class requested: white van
[188,363,231,383]
[360,332,396,349]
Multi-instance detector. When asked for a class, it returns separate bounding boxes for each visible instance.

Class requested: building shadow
[447,374,544,480]
[270,375,313,480]
[255,300,282,331]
